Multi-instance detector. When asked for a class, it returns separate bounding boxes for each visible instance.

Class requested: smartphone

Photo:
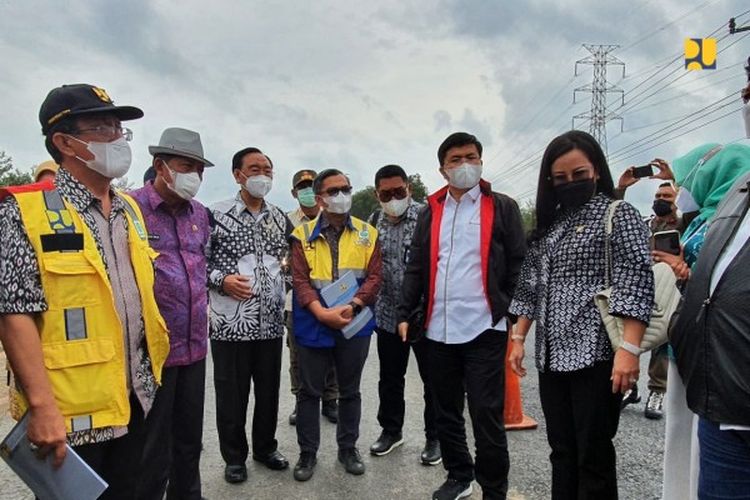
[632,164,655,178]
[653,230,681,256]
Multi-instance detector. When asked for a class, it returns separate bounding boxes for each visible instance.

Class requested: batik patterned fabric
[509,193,654,372]
[129,182,211,367]
[368,200,423,333]
[207,193,292,341]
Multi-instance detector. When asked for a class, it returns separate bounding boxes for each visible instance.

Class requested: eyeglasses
[377,187,408,202]
[323,186,352,197]
[73,125,133,142]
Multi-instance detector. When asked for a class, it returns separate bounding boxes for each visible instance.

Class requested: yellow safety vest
[291,215,378,347]
[292,216,378,287]
[8,189,169,433]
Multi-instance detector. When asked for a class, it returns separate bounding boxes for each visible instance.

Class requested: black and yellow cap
[39,83,144,134]
[292,169,317,188]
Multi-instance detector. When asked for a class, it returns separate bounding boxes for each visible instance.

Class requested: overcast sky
[1,0,748,214]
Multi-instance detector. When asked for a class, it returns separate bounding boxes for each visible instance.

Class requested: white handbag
[594,200,682,352]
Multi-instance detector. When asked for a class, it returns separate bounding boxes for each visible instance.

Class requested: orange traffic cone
[504,336,537,431]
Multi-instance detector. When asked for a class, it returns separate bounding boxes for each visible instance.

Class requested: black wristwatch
[348,301,363,315]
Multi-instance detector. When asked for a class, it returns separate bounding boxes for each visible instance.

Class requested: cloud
[0,0,748,216]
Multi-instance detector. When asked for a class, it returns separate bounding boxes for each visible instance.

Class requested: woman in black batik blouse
[508,130,655,500]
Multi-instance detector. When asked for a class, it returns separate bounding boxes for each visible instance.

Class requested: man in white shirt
[398,132,526,500]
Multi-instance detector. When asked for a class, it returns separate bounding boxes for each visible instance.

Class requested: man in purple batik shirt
[130,127,214,500]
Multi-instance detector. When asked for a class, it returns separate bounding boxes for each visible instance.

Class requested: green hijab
[672,142,750,225]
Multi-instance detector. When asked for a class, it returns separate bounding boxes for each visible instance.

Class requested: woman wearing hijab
[652,143,750,500]
[508,130,655,499]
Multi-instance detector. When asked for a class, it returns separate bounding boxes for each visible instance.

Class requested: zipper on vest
[442,200,461,343]
[695,297,710,325]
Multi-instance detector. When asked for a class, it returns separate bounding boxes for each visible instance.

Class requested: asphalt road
[0,328,665,499]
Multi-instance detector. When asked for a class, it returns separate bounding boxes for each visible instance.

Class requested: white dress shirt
[427,184,505,344]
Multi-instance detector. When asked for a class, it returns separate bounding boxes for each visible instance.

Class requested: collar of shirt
[55,166,127,215]
[143,181,194,215]
[319,211,355,231]
[292,206,315,223]
[445,183,481,208]
[233,191,267,218]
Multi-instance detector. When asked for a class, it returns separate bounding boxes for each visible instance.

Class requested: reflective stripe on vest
[43,190,88,341]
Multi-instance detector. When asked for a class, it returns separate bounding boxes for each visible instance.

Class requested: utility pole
[572,44,626,155]
[729,17,750,34]
[728,17,749,101]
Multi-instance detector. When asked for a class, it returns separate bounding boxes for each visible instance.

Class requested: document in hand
[0,413,108,500]
[319,270,373,339]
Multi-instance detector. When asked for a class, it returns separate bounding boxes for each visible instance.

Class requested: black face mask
[555,178,596,210]
[652,199,673,217]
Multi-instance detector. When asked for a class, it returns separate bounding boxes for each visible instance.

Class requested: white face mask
[743,101,750,138]
[165,162,201,201]
[675,187,700,213]
[70,136,132,179]
[446,162,482,189]
[244,174,273,198]
[380,196,410,217]
[324,191,352,214]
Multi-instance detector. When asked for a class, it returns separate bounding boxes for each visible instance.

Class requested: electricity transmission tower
[572,44,626,155]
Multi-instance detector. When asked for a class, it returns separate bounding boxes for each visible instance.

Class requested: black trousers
[74,396,147,500]
[376,328,437,440]
[211,337,283,465]
[427,330,509,499]
[286,311,338,400]
[539,360,622,500]
[137,359,206,500]
[296,335,370,453]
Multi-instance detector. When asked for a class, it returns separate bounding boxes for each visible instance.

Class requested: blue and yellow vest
[291,215,378,348]
[6,188,170,433]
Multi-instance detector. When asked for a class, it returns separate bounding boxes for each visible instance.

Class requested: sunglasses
[377,187,408,202]
[323,185,352,197]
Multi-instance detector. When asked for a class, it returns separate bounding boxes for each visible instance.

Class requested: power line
[485,72,586,167]
[489,7,750,189]
[612,105,743,164]
[617,0,720,54]
[609,93,736,159]
[608,31,749,120]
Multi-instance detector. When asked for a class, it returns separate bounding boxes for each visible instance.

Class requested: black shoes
[293,448,364,480]
[370,431,404,456]
[223,464,247,484]
[289,404,297,426]
[621,383,641,409]
[253,450,289,470]
[322,399,338,423]
[293,452,317,482]
[338,447,365,475]
[421,439,442,465]
[432,479,473,500]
